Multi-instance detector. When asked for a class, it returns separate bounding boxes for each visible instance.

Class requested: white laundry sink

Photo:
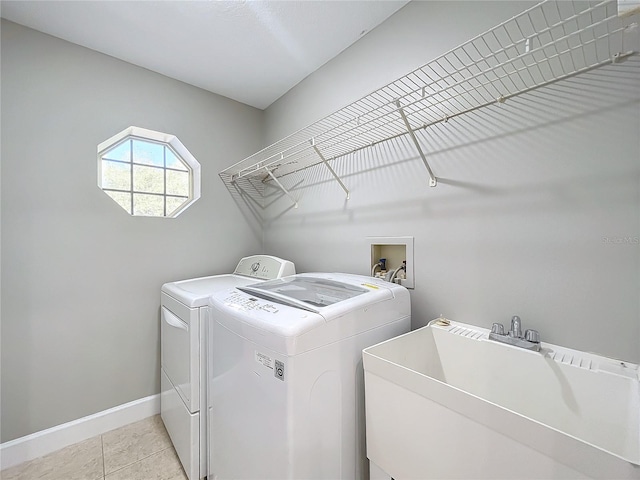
[362,320,640,480]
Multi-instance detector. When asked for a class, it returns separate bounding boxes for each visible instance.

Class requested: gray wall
[262,2,640,363]
[2,0,639,445]
[1,20,263,442]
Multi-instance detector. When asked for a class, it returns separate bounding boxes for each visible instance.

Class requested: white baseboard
[0,393,160,470]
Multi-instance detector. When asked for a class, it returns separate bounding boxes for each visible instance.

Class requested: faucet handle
[524,329,540,343]
[491,323,505,335]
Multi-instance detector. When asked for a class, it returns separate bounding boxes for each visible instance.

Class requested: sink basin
[362,319,640,480]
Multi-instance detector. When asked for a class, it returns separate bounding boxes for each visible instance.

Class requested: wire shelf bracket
[395,99,437,187]
[265,167,298,209]
[310,138,351,199]
[220,0,639,206]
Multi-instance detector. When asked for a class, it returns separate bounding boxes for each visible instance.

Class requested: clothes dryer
[160,255,295,480]
[207,273,410,480]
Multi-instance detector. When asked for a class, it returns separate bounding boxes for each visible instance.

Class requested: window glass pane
[133,193,164,216]
[105,191,131,214]
[166,170,189,196]
[166,148,188,171]
[99,128,199,218]
[102,140,131,162]
[133,165,164,194]
[132,139,164,167]
[166,196,187,216]
[102,160,131,190]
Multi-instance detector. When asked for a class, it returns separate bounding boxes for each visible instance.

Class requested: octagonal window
[98,126,201,217]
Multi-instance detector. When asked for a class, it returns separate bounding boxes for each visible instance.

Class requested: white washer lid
[210,274,401,355]
[239,276,371,313]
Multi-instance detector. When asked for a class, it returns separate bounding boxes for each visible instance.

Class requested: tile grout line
[101,445,174,477]
[101,434,106,479]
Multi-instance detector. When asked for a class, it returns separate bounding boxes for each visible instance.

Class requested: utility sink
[362,320,640,480]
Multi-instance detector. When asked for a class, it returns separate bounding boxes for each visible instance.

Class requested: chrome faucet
[489,316,541,352]
[509,315,522,338]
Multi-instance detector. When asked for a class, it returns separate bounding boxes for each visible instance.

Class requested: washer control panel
[234,255,295,280]
[224,292,280,314]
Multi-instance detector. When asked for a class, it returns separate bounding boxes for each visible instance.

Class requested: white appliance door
[161,304,199,412]
[161,369,199,480]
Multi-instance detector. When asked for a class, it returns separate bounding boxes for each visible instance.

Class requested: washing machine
[160,255,295,480]
[207,273,411,480]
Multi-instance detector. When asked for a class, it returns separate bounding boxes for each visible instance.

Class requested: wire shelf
[220,0,638,193]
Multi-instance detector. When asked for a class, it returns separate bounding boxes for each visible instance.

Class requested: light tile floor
[1,415,187,480]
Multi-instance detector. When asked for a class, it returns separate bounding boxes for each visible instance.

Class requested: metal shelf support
[310,138,350,199]
[265,168,298,209]
[395,100,437,187]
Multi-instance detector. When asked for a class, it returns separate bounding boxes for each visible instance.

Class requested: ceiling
[0,0,409,109]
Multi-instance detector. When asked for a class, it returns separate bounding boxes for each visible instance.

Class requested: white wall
[262,1,640,363]
[0,20,263,442]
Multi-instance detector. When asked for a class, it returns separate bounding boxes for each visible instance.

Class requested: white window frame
[97,126,201,217]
